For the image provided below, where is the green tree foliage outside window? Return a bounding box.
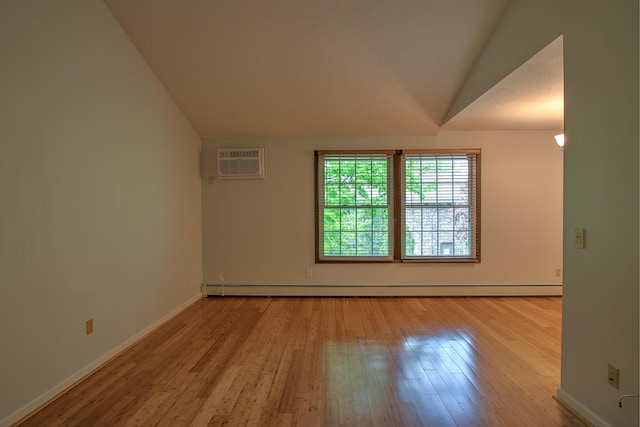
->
[317,150,479,262]
[320,153,392,258]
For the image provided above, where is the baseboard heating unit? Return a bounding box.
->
[203,284,563,297]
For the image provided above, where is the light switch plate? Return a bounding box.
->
[574,228,585,248]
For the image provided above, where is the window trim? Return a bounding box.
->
[315,149,481,263]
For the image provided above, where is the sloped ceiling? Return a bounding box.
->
[104,0,563,138]
[443,35,563,131]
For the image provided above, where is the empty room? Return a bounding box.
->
[1,1,637,426]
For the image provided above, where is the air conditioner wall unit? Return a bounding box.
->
[217,148,265,180]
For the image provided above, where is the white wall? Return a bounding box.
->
[560,2,639,426]
[202,131,563,295]
[0,1,203,424]
[454,1,639,425]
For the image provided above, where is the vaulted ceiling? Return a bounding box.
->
[104,0,563,138]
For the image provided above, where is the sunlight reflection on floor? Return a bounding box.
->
[323,330,483,425]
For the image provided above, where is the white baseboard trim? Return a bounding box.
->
[2,293,203,427]
[556,388,611,427]
[205,284,562,297]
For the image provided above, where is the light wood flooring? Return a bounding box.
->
[18,297,585,427]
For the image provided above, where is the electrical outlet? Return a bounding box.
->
[555,268,561,277]
[305,268,313,278]
[86,319,94,335]
[607,363,619,389]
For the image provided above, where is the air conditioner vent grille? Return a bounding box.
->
[219,149,261,159]
[220,158,260,175]
[217,148,265,180]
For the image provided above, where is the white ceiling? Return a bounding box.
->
[104,0,564,138]
[443,35,564,131]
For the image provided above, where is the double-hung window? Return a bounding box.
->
[316,151,395,261]
[316,149,480,262]
[401,150,480,261]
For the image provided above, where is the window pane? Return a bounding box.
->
[356,208,373,231]
[440,241,455,256]
[324,232,341,255]
[423,186,438,204]
[355,161,372,183]
[371,169,388,205]
[421,232,437,256]
[355,186,369,206]
[372,232,388,255]
[405,191,420,205]
[405,230,417,256]
[356,232,372,254]
[324,160,340,183]
[453,208,470,232]
[341,208,356,231]
[454,182,469,205]
[371,186,388,206]
[341,232,356,255]
[372,208,388,231]
[323,209,341,231]
[454,231,471,255]
[371,159,388,183]
[405,208,419,233]
[438,232,454,255]
[436,157,453,180]
[438,207,453,231]
[324,184,340,205]
[339,185,356,206]
[422,207,436,231]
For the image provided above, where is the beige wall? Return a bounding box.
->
[561,2,639,426]
[202,131,563,295]
[0,1,203,424]
[459,1,639,425]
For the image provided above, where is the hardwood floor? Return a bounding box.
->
[18,297,585,427]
